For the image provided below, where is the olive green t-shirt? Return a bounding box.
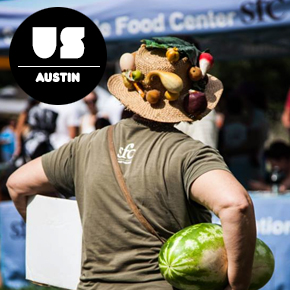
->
[42,118,229,290]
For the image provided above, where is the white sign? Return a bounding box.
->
[26,195,82,290]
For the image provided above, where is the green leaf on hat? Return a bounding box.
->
[141,36,201,65]
[141,39,169,49]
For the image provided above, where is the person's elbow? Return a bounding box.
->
[191,170,255,224]
[216,190,254,221]
[6,173,20,200]
[6,166,30,199]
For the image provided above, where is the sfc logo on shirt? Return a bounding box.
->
[117,144,136,164]
[9,7,107,105]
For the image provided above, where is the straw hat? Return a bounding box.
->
[108,39,223,123]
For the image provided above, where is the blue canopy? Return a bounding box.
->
[0,0,290,58]
[80,0,290,41]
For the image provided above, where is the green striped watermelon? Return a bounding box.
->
[158,223,274,290]
[250,238,275,290]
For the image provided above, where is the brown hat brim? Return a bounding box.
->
[108,74,223,123]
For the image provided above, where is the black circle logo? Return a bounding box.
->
[9,7,107,105]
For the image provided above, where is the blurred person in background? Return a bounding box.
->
[24,103,58,159]
[0,99,57,201]
[0,119,16,162]
[249,140,290,193]
[14,97,39,158]
[40,100,85,149]
[80,91,111,134]
[95,86,124,125]
[219,93,250,187]
[218,82,268,189]
[1,98,39,201]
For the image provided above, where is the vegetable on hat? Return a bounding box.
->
[166,47,180,63]
[119,53,136,71]
[146,89,161,104]
[164,91,179,101]
[183,89,207,117]
[188,66,203,82]
[199,52,214,77]
[144,70,183,95]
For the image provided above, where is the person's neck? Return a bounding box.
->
[132,114,177,132]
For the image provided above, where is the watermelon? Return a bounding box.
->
[250,238,275,290]
[158,223,275,290]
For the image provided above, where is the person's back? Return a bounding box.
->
[42,117,229,289]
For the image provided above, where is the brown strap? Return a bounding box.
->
[107,125,166,244]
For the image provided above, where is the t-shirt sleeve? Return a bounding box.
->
[41,138,77,198]
[183,145,231,201]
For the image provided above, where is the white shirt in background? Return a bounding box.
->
[39,86,124,147]
[175,110,218,148]
[40,101,85,149]
[95,86,124,125]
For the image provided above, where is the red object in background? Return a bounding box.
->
[285,89,290,109]
[281,88,290,131]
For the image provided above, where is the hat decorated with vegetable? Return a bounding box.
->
[108,37,223,123]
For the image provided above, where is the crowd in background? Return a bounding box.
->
[0,86,125,200]
[1,83,290,199]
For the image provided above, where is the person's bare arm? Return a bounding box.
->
[14,112,27,156]
[191,170,256,290]
[6,157,57,221]
[68,126,79,139]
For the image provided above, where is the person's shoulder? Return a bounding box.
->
[169,125,223,153]
[178,133,209,151]
[74,128,107,147]
[168,126,199,141]
[159,126,208,155]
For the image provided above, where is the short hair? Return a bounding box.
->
[265,141,290,160]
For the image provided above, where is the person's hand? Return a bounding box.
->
[248,180,270,191]
[279,181,290,193]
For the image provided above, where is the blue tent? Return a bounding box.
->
[0,0,290,59]
[75,0,290,42]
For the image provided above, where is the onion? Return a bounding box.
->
[183,90,207,116]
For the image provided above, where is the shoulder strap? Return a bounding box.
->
[107,125,166,244]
